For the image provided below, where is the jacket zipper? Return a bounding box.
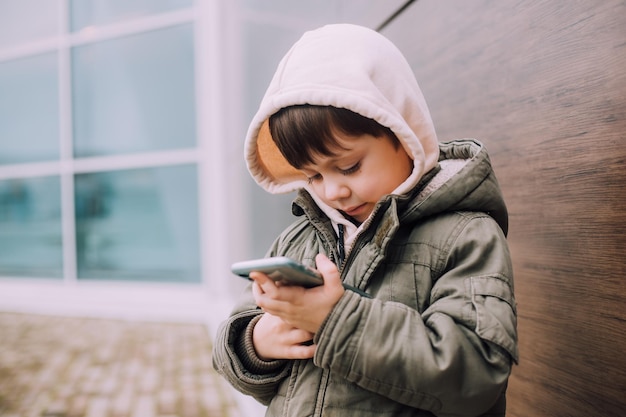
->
[337,223,346,267]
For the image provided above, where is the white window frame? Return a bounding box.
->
[0,0,245,327]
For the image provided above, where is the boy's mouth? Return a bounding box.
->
[340,203,366,218]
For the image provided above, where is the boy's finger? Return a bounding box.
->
[251,281,264,299]
[314,254,340,284]
[314,253,333,271]
[250,271,270,285]
[286,344,316,360]
[250,271,276,293]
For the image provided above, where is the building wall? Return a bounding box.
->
[383,1,626,415]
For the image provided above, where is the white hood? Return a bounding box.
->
[244,24,440,248]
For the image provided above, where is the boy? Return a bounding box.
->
[213,24,518,417]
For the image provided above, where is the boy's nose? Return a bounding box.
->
[323,179,350,201]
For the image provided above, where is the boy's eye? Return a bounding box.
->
[340,162,361,175]
[307,173,322,184]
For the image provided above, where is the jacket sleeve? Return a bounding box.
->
[211,289,291,405]
[313,214,518,417]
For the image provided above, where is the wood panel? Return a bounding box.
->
[382,1,626,416]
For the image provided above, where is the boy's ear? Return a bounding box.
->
[256,119,308,184]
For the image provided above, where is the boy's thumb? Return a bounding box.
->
[315,253,341,285]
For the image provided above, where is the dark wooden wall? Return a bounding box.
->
[382,1,626,416]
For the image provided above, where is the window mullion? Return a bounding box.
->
[58,0,77,284]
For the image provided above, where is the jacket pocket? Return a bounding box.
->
[470,276,518,362]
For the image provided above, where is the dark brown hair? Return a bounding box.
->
[268,105,398,169]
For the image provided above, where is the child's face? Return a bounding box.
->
[300,132,413,223]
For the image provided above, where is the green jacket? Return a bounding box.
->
[213,140,518,417]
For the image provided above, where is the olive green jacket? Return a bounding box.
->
[213,140,518,417]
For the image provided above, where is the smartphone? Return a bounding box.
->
[231,256,324,288]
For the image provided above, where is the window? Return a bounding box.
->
[0,53,60,164]
[0,177,63,278]
[72,24,196,157]
[70,0,193,31]
[0,0,201,283]
[75,166,200,282]
[0,0,404,290]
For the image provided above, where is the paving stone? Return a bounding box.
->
[131,395,156,417]
[110,389,133,417]
[157,388,178,415]
[41,399,68,417]
[67,395,89,417]
[0,312,241,417]
[85,396,109,417]
[100,374,118,395]
[138,366,159,393]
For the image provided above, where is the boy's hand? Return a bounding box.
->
[251,253,345,334]
[252,313,315,360]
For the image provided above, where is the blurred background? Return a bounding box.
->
[0,1,410,415]
[0,0,403,321]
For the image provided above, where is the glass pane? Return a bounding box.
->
[0,0,61,48]
[71,0,193,32]
[72,24,196,158]
[0,53,60,164]
[75,165,200,283]
[0,177,63,278]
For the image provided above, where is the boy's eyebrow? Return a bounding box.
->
[301,151,355,171]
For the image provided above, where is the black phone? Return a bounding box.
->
[231,256,324,288]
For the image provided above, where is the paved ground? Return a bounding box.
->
[0,312,242,417]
